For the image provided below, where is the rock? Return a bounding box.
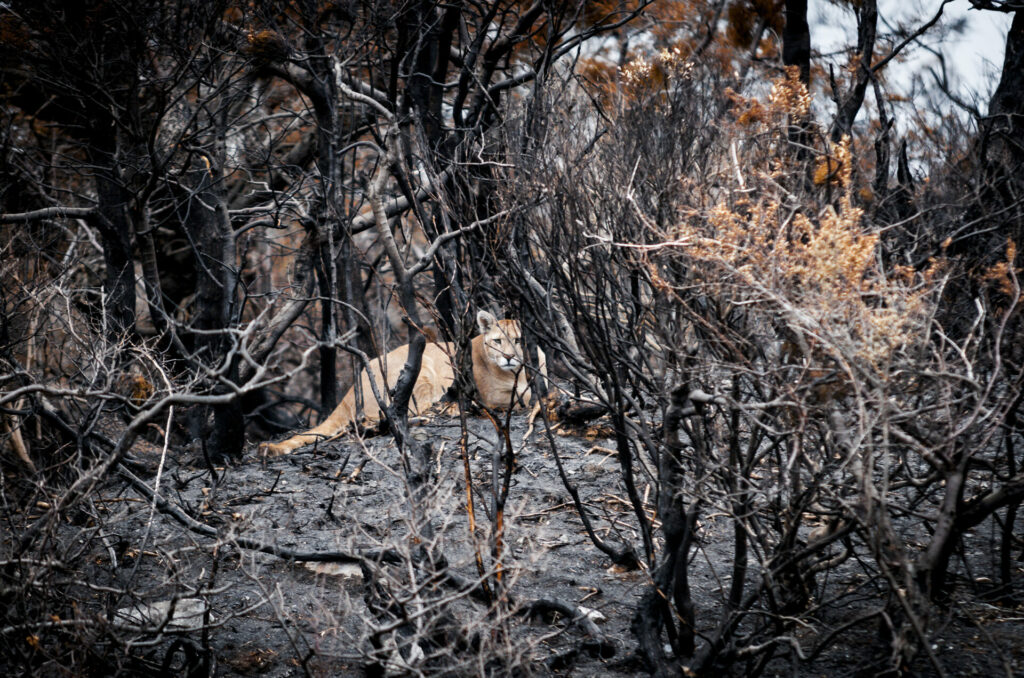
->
[577,605,607,623]
[301,561,363,578]
[115,598,211,631]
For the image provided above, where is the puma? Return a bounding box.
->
[258,311,544,456]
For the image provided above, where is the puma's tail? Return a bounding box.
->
[258,395,357,457]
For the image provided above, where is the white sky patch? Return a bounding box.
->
[811,0,1010,120]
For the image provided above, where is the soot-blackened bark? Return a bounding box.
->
[831,0,877,141]
[633,385,700,674]
[263,35,346,416]
[88,140,137,342]
[783,0,810,85]
[182,160,243,460]
[983,9,1024,170]
[979,8,1024,249]
[783,0,812,159]
[404,1,456,149]
[309,60,341,415]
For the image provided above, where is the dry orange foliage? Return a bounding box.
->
[636,70,946,369]
[725,0,784,49]
[812,139,852,188]
[769,66,811,118]
[980,239,1020,297]
[616,45,694,109]
[671,195,937,365]
[579,57,620,104]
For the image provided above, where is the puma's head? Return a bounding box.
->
[476,310,525,373]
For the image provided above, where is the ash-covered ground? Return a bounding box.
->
[39,409,1024,677]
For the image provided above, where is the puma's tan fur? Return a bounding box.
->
[258,311,544,456]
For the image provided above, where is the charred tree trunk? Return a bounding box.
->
[88,138,136,343]
[308,57,341,415]
[404,2,462,339]
[633,385,701,673]
[980,8,1024,247]
[982,9,1024,171]
[999,396,1022,597]
[831,0,877,141]
[783,0,810,86]
[182,156,243,460]
[783,0,812,159]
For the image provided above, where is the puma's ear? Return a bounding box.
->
[477,310,497,334]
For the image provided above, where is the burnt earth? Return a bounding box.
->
[22,409,1024,677]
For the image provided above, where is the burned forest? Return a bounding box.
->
[2,1,1024,676]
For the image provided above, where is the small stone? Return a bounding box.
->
[116,598,210,631]
[303,562,363,579]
